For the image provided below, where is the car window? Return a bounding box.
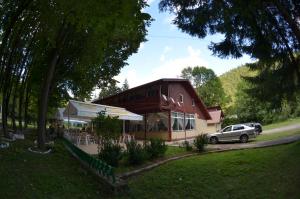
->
[223,126,232,132]
[233,125,244,131]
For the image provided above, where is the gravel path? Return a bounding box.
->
[207,134,300,151]
[263,124,300,134]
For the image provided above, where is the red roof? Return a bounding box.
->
[207,106,224,124]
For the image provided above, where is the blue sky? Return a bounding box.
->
[114,0,253,89]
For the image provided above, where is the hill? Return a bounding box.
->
[219,65,256,108]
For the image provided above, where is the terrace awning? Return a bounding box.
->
[62,100,143,121]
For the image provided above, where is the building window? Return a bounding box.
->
[171,112,184,131]
[147,112,168,132]
[161,84,168,97]
[192,99,195,106]
[179,94,183,103]
[185,114,195,130]
[148,89,158,97]
[128,120,145,132]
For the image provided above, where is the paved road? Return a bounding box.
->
[207,134,300,151]
[262,123,300,134]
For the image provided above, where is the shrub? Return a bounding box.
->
[99,140,123,167]
[182,141,193,151]
[194,134,208,152]
[125,140,147,165]
[145,138,167,159]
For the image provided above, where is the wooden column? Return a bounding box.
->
[168,111,172,141]
[123,120,125,136]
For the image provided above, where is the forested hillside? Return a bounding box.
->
[219,65,300,125]
[219,65,255,108]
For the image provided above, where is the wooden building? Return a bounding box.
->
[93,78,211,141]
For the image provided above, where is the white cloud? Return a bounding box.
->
[146,0,156,5]
[120,46,208,88]
[150,46,208,80]
[115,69,144,88]
[160,46,172,62]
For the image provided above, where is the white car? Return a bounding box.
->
[207,124,257,144]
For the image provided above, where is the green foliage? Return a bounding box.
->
[92,112,122,141]
[98,140,123,167]
[193,134,208,152]
[219,66,255,110]
[122,79,130,91]
[181,66,228,107]
[125,139,147,165]
[0,0,152,146]
[98,81,122,99]
[145,138,167,159]
[92,112,122,166]
[160,0,300,106]
[182,141,193,151]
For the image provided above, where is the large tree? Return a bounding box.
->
[160,0,300,107]
[0,0,151,149]
[181,66,227,107]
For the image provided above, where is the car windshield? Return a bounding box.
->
[222,126,232,132]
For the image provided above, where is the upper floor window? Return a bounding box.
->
[148,89,158,97]
[192,99,195,106]
[161,85,168,97]
[179,94,183,103]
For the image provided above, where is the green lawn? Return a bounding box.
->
[263,117,300,130]
[115,146,188,174]
[255,129,300,142]
[1,133,300,198]
[0,135,113,198]
[126,141,300,198]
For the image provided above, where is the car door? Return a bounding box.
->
[231,125,245,141]
[219,126,232,141]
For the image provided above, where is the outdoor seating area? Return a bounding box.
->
[63,130,136,155]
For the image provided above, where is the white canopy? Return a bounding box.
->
[62,100,143,121]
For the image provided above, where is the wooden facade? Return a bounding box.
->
[93,79,211,141]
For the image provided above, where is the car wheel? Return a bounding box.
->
[210,137,218,144]
[240,135,248,143]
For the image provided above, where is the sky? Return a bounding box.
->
[92,0,253,99]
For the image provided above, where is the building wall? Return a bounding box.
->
[168,83,206,120]
[206,123,222,133]
[171,114,207,140]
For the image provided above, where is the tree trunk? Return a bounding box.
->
[36,22,68,149]
[24,86,30,129]
[1,94,10,138]
[37,49,60,149]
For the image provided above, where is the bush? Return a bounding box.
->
[182,141,193,151]
[145,138,167,159]
[125,140,147,165]
[194,134,208,152]
[99,140,123,167]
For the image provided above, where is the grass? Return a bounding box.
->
[115,145,189,174]
[1,130,300,198]
[0,133,113,198]
[263,117,300,130]
[255,129,300,142]
[126,141,300,198]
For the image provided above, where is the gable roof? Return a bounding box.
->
[207,106,224,124]
[93,78,211,120]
